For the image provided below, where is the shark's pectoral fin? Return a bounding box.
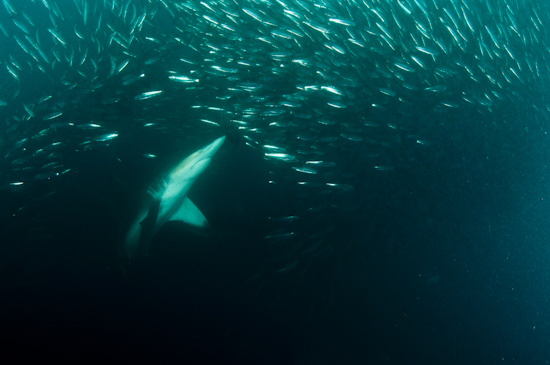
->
[169,197,209,229]
[123,196,161,262]
[124,218,143,261]
[138,198,161,258]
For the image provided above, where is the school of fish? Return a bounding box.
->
[0,0,548,273]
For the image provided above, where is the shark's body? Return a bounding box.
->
[123,136,225,263]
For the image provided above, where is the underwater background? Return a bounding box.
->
[1,0,550,363]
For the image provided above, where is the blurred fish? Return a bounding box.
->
[123,136,225,269]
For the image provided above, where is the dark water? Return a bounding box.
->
[1,0,550,364]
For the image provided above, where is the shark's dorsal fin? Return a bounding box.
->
[169,197,208,229]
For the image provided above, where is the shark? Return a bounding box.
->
[122,136,226,265]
